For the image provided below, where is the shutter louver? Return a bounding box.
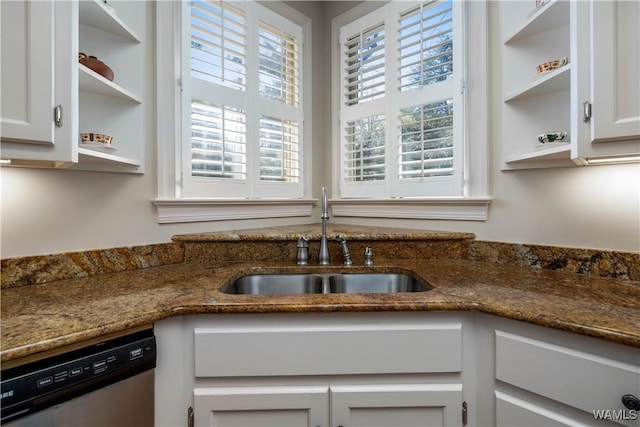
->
[344,115,386,181]
[345,23,386,106]
[191,100,247,179]
[259,116,300,182]
[258,22,300,106]
[191,1,247,91]
[398,0,453,92]
[399,99,453,178]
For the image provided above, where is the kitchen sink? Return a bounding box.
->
[223,274,323,295]
[328,273,431,293]
[222,272,432,295]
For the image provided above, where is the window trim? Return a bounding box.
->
[330,0,491,221]
[154,1,314,223]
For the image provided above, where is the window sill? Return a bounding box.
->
[152,198,316,224]
[329,197,492,221]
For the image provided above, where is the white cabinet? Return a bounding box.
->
[193,385,328,427]
[493,324,640,426]
[501,0,640,169]
[193,383,462,427]
[0,0,75,162]
[571,0,640,163]
[0,0,145,173]
[331,384,462,427]
[155,312,467,427]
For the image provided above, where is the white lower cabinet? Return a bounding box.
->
[193,385,328,427]
[193,383,462,427]
[154,312,640,427]
[492,321,640,427]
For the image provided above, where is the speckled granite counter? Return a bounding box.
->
[2,225,639,363]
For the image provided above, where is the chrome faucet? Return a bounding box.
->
[336,234,352,266]
[296,236,309,265]
[318,186,330,265]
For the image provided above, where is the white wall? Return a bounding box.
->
[1,1,638,259]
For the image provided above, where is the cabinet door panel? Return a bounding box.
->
[591,0,640,143]
[331,384,463,427]
[496,391,592,427]
[193,386,328,427]
[0,0,54,144]
[495,330,640,425]
[195,322,462,377]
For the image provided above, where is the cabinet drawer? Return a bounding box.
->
[195,322,462,377]
[496,330,640,415]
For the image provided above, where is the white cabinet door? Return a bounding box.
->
[573,0,640,161]
[331,384,463,427]
[0,0,76,162]
[193,385,329,427]
[590,0,640,143]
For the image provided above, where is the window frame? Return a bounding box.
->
[330,1,491,221]
[154,0,314,223]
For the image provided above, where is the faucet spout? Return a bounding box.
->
[318,186,330,265]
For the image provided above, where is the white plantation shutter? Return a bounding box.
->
[344,23,386,106]
[398,1,453,92]
[339,0,463,198]
[398,99,454,179]
[259,116,299,182]
[184,0,305,198]
[191,1,246,91]
[191,100,247,179]
[344,115,386,182]
[258,22,300,106]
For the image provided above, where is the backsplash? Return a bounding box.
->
[2,228,638,288]
[1,243,184,288]
[470,241,640,282]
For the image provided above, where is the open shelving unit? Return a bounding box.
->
[501,0,576,170]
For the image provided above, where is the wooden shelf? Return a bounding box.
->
[504,0,569,44]
[79,65,142,103]
[79,0,141,43]
[505,143,571,163]
[78,147,142,168]
[505,65,570,102]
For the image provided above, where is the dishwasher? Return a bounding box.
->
[1,328,156,427]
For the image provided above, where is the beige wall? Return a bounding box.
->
[1,1,638,258]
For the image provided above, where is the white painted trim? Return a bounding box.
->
[329,197,492,221]
[152,198,315,224]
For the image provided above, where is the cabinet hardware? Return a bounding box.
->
[462,401,468,426]
[583,101,592,123]
[622,394,640,410]
[54,105,63,128]
[188,406,194,427]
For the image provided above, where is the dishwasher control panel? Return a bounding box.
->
[1,329,156,423]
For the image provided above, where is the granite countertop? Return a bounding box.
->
[2,257,639,363]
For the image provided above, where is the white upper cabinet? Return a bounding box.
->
[0,0,76,163]
[571,0,640,163]
[0,0,146,173]
[501,0,640,170]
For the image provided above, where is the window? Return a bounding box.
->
[332,0,490,219]
[155,1,313,222]
[184,0,305,199]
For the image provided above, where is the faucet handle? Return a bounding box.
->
[364,247,374,266]
[296,236,309,265]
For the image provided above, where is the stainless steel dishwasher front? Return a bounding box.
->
[1,329,156,427]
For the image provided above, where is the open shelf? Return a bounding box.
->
[78,65,142,103]
[505,65,570,102]
[504,143,571,163]
[78,0,141,43]
[504,0,569,44]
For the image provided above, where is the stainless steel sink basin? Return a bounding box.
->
[223,272,431,295]
[222,274,323,295]
[329,273,431,293]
